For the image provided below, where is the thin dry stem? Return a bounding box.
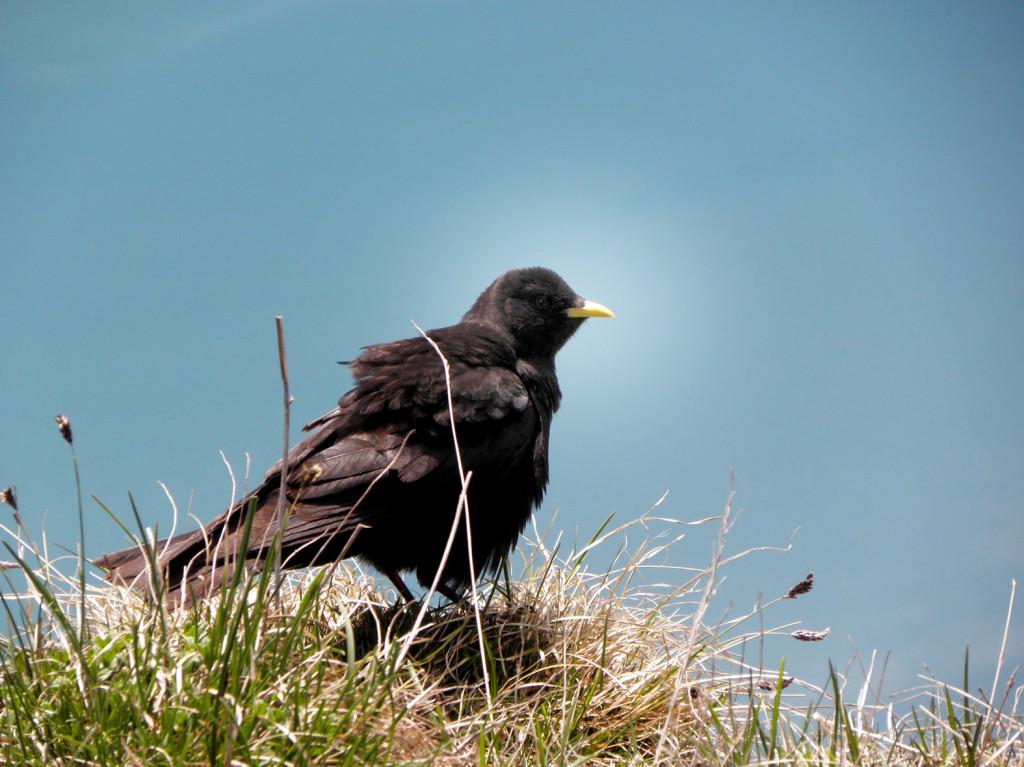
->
[273,315,291,609]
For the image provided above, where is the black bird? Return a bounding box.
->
[95,267,613,603]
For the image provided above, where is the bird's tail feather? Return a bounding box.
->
[93,489,278,606]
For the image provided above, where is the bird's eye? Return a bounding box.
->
[533,294,554,312]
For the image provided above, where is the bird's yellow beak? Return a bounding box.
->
[566,299,615,319]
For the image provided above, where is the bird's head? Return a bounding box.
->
[462,267,614,361]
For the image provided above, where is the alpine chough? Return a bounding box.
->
[95,267,614,603]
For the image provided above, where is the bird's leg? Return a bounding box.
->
[381,568,416,603]
[436,582,465,603]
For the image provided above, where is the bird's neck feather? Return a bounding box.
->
[515,358,562,415]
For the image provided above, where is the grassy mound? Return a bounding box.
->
[1,489,1020,765]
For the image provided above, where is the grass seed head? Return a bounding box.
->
[791,627,831,642]
[54,413,73,444]
[785,572,814,598]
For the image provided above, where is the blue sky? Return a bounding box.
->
[3,3,1022,701]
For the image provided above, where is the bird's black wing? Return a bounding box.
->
[258,325,537,555]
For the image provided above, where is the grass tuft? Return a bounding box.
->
[1,489,1021,764]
